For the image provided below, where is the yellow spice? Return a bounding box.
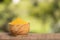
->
[9,18,27,25]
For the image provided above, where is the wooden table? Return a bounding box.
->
[0,32,60,40]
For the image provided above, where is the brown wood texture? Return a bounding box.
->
[0,32,60,40]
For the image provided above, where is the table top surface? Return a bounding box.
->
[0,32,60,40]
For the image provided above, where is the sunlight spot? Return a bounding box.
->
[12,0,20,4]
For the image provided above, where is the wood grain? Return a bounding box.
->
[0,32,60,40]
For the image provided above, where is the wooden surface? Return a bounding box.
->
[0,32,60,40]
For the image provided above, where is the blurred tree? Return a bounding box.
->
[29,0,60,33]
[0,0,17,32]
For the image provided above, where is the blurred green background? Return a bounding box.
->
[0,0,60,33]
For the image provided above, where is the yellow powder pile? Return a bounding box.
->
[9,18,28,25]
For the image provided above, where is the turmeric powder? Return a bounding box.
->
[9,18,28,25]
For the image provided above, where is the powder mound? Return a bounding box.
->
[9,18,28,25]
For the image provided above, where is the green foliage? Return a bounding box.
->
[0,0,60,33]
